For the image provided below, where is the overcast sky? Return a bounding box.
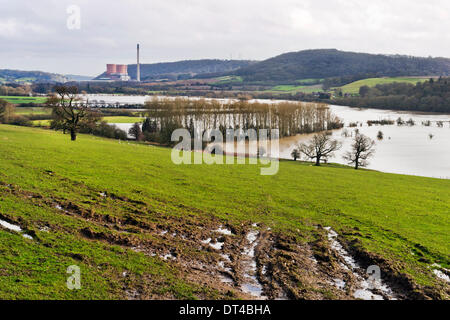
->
[0,0,449,76]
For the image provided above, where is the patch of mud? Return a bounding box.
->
[240,229,267,299]
[324,227,397,300]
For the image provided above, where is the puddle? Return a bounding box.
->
[0,218,33,240]
[0,222,33,240]
[333,278,346,290]
[240,229,267,299]
[324,227,397,300]
[433,270,450,282]
[431,264,450,283]
[0,219,22,232]
[214,226,233,236]
[202,238,212,244]
[161,253,177,261]
[202,238,224,250]
[209,241,224,250]
[55,204,69,213]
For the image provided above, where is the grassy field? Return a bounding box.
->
[0,125,448,299]
[0,96,47,104]
[32,116,145,127]
[102,116,145,124]
[212,76,244,85]
[269,84,323,94]
[338,77,429,94]
[15,107,52,116]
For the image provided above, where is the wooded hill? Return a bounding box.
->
[125,59,256,81]
[0,69,68,84]
[333,77,450,113]
[229,49,450,82]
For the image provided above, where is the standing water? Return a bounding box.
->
[89,94,450,179]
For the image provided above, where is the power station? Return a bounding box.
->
[99,44,141,82]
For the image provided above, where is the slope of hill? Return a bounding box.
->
[232,49,450,82]
[0,69,68,84]
[0,124,448,299]
[124,59,256,81]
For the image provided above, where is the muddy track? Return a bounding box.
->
[1,180,448,300]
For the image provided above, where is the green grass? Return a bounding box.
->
[0,96,47,104]
[269,84,323,94]
[15,107,52,116]
[338,77,429,94]
[102,116,145,124]
[0,125,448,299]
[212,76,244,85]
[31,120,51,126]
[32,116,145,127]
[295,79,324,85]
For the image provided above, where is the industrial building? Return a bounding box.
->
[97,44,140,82]
[98,63,131,81]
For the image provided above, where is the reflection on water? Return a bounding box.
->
[97,94,450,179]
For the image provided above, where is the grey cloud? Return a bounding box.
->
[0,0,448,75]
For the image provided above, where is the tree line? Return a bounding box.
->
[134,98,343,144]
[291,131,376,170]
[333,77,450,113]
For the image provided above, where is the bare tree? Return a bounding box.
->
[46,86,92,141]
[297,133,341,166]
[343,133,376,169]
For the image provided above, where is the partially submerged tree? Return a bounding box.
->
[291,148,300,161]
[297,132,341,166]
[129,122,143,141]
[0,98,14,123]
[343,133,376,169]
[377,130,384,140]
[46,86,93,141]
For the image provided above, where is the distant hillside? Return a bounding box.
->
[124,59,256,81]
[0,69,68,84]
[231,49,450,82]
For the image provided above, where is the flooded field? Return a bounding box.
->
[279,105,450,179]
[90,94,450,179]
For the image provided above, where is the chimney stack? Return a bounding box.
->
[137,44,141,82]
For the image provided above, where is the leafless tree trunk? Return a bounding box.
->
[343,132,376,169]
[297,133,341,166]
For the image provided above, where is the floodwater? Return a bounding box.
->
[91,94,450,179]
[279,105,450,179]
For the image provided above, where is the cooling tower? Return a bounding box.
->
[117,65,128,75]
[106,64,117,75]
